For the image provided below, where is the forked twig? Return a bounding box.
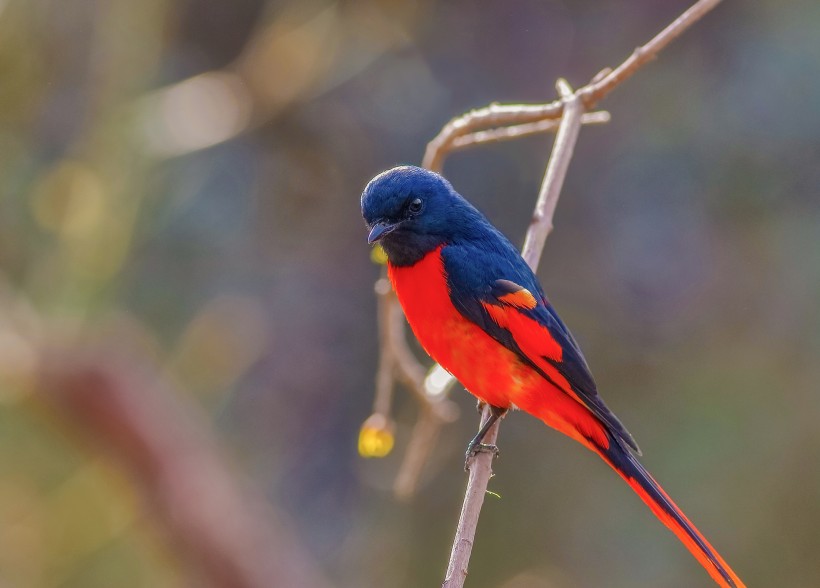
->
[422,0,723,173]
[448,111,610,155]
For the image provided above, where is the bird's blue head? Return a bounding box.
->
[361,166,485,266]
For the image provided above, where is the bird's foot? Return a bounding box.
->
[464,442,499,472]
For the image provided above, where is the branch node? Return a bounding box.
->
[374,277,391,296]
[556,78,574,98]
[591,67,613,84]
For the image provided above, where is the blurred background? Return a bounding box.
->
[0,0,818,586]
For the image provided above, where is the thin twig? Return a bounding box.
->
[449,111,610,153]
[424,101,564,172]
[375,277,458,499]
[393,407,444,500]
[442,404,499,588]
[423,0,724,404]
[520,79,584,267]
[442,79,585,588]
[373,277,396,417]
[577,0,724,108]
[386,289,456,422]
[422,0,723,173]
[386,292,428,395]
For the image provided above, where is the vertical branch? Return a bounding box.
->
[441,404,499,588]
[443,80,585,588]
[393,407,443,500]
[520,80,583,268]
[373,277,396,417]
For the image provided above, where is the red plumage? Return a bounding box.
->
[364,165,744,587]
[389,247,611,451]
[389,247,743,588]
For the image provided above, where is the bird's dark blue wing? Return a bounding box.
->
[442,242,640,454]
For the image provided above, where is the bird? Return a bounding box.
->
[361,165,744,588]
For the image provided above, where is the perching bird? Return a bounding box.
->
[361,165,744,588]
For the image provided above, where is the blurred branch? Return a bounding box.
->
[36,344,333,588]
[385,283,460,499]
[422,0,723,173]
[393,406,445,500]
[140,4,412,157]
[372,278,397,418]
[361,276,458,498]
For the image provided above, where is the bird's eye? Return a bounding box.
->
[408,198,423,214]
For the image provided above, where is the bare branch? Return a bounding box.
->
[373,277,396,417]
[385,287,457,423]
[370,274,458,498]
[422,0,725,404]
[443,79,585,588]
[578,0,724,108]
[423,101,563,172]
[449,111,610,153]
[520,79,584,268]
[442,405,500,588]
[423,0,723,173]
[393,407,444,500]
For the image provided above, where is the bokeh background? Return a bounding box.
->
[1,0,819,586]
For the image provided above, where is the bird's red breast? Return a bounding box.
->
[388,245,533,409]
[388,245,610,450]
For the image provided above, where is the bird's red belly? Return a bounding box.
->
[388,247,539,409]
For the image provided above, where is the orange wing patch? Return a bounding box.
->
[493,279,538,309]
[499,289,537,309]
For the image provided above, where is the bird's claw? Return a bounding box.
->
[464,443,499,472]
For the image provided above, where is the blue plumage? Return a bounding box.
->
[361,165,743,588]
[362,165,638,453]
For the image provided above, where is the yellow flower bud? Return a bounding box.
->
[370,244,388,265]
[358,413,395,458]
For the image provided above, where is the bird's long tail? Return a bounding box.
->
[593,433,745,588]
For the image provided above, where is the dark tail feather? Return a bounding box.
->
[595,436,745,588]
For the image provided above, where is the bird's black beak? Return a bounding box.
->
[367,221,398,244]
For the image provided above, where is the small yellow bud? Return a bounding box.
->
[370,244,388,265]
[358,413,395,458]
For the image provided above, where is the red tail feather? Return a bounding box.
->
[502,378,744,587]
[594,437,745,588]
